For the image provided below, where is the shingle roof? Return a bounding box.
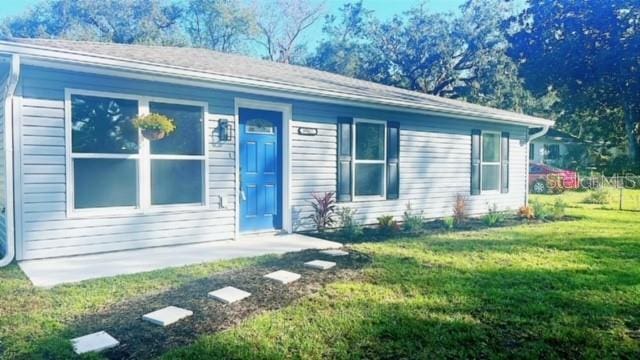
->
[2,38,553,127]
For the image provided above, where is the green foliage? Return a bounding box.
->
[482,203,505,227]
[132,113,176,134]
[552,197,567,219]
[1,0,185,45]
[442,216,455,230]
[530,199,551,221]
[376,215,398,235]
[184,0,256,52]
[402,202,424,234]
[307,192,336,232]
[507,0,640,164]
[337,206,363,240]
[583,187,610,205]
[307,0,552,115]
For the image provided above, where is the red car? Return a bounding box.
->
[529,163,579,194]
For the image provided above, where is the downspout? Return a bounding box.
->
[0,54,20,267]
[524,125,550,205]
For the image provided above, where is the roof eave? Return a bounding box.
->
[0,41,555,128]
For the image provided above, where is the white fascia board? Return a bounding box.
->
[0,42,555,128]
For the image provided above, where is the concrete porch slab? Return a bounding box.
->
[19,233,341,288]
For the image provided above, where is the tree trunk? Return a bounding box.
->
[624,104,640,165]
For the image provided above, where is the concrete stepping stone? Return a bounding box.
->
[71,331,119,354]
[264,270,301,284]
[208,286,251,304]
[320,249,349,257]
[142,306,193,327]
[304,260,336,270]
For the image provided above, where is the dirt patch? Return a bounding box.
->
[68,249,370,359]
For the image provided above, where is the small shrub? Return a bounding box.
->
[552,197,567,219]
[377,215,398,235]
[482,203,505,227]
[453,194,467,225]
[517,205,535,220]
[583,187,610,205]
[337,207,363,240]
[402,202,424,234]
[307,192,336,232]
[443,216,455,230]
[530,199,550,220]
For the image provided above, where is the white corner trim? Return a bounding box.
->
[524,125,550,205]
[234,98,292,236]
[0,54,20,267]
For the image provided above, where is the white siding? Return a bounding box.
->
[289,104,529,230]
[17,65,529,260]
[17,66,236,260]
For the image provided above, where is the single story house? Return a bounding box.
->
[529,128,583,168]
[0,38,553,264]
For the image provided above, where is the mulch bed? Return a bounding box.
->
[310,215,580,244]
[69,249,371,359]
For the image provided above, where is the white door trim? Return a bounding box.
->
[234,98,292,238]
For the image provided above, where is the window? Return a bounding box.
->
[68,90,207,213]
[481,132,501,192]
[149,102,205,205]
[70,94,139,209]
[353,120,386,198]
[246,118,275,134]
[544,144,560,160]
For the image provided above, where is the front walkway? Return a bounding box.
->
[19,233,341,287]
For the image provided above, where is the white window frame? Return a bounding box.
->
[480,130,501,194]
[352,118,387,201]
[65,88,210,217]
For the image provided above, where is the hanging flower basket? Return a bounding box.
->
[141,128,166,140]
[132,113,176,141]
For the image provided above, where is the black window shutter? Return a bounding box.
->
[336,117,353,202]
[386,121,400,199]
[501,131,510,193]
[471,129,481,195]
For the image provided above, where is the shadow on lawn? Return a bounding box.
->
[27,249,371,360]
[165,249,640,359]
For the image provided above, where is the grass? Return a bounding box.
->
[1,190,639,359]
[167,190,640,359]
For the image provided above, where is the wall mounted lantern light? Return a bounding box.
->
[217,119,231,142]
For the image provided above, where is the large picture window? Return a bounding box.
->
[68,90,207,213]
[353,119,386,199]
[481,132,501,192]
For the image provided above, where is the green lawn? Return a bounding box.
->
[1,190,639,359]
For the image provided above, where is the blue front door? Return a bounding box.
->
[239,108,282,232]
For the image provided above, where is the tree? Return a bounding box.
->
[507,0,640,164]
[308,0,551,116]
[254,0,325,63]
[306,1,376,79]
[1,0,184,45]
[184,0,256,53]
